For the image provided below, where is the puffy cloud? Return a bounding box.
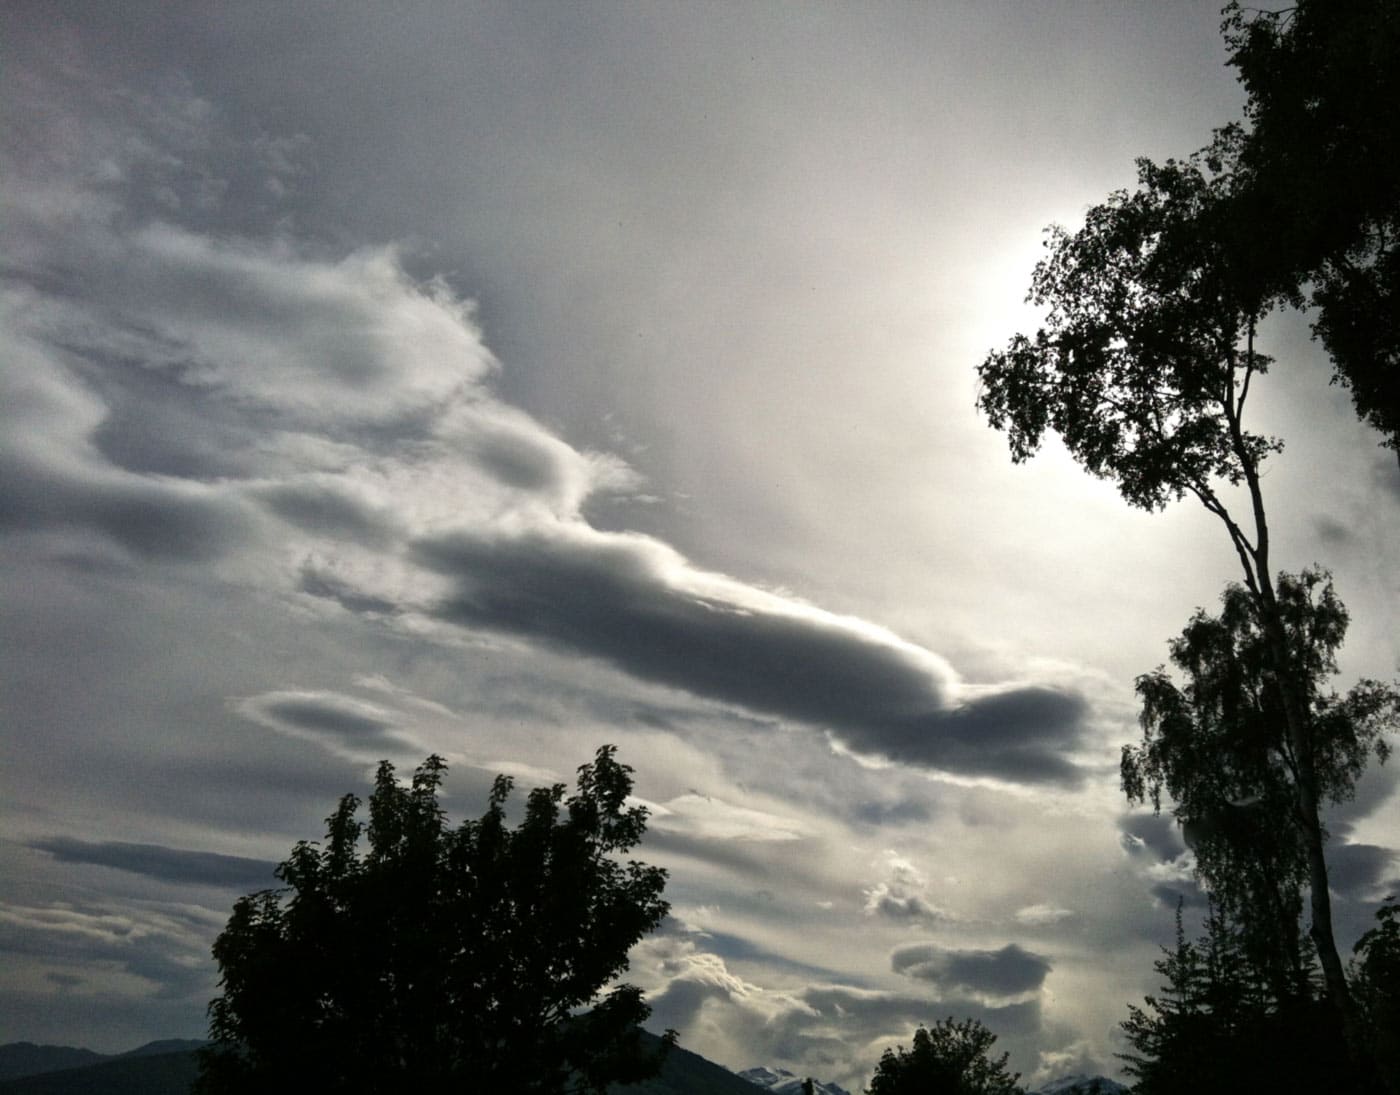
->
[864,887,954,925]
[889,943,1051,998]
[863,852,954,925]
[637,932,1042,1091]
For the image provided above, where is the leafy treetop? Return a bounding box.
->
[866,1018,1023,1095]
[197,745,672,1094]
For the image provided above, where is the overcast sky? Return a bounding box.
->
[3,3,1397,1088]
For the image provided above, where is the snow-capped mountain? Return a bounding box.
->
[1031,1075,1128,1095]
[739,1063,1125,1095]
[739,1064,852,1095]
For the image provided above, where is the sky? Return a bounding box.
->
[2,2,1397,1088]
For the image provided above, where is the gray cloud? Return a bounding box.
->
[866,891,953,924]
[890,943,1051,997]
[1,66,1095,792]
[413,527,1091,785]
[801,984,1042,1038]
[1151,881,1208,910]
[255,480,396,544]
[1327,763,1400,837]
[0,900,218,1003]
[0,432,254,564]
[236,690,417,754]
[297,565,403,617]
[852,799,933,827]
[1328,843,1399,900]
[1118,813,1186,862]
[643,938,1043,1087]
[30,837,277,890]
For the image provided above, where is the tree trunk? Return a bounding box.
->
[1221,333,1380,1086]
[1256,578,1378,1087]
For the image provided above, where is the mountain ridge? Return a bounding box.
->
[0,1037,1126,1095]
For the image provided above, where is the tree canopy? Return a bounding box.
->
[1123,570,1397,997]
[976,0,1400,1070]
[866,1018,1023,1095]
[1120,898,1360,1094]
[1353,898,1400,1087]
[1223,0,1400,454]
[196,746,672,1094]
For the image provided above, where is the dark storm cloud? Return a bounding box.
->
[30,837,277,889]
[1118,813,1186,862]
[890,943,1051,997]
[412,527,1092,785]
[1328,843,1399,899]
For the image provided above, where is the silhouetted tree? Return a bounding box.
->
[1123,570,1397,1001]
[196,746,672,1094]
[1120,897,1359,1094]
[975,135,1396,1055]
[1222,0,1400,456]
[866,1018,1023,1095]
[1353,897,1400,1090]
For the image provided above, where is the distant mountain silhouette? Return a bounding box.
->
[0,1046,105,1083]
[0,1032,760,1095]
[0,1046,201,1094]
[0,1035,1131,1095]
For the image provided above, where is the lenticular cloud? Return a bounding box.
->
[2,161,1093,785]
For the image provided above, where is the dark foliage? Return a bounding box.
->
[1353,897,1400,1090]
[977,139,1278,516]
[1223,0,1400,454]
[1123,570,1397,998]
[1120,900,1364,1094]
[866,1018,1022,1095]
[976,10,1399,1055]
[196,746,672,1094]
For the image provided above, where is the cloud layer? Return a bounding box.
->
[0,89,1095,788]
